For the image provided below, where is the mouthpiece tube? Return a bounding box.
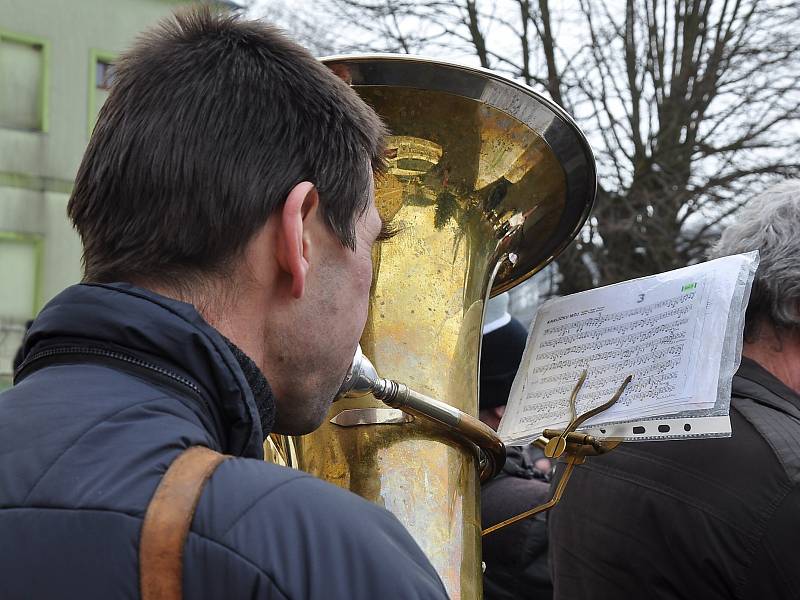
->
[376,379,506,481]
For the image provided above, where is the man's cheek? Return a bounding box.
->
[358,257,374,295]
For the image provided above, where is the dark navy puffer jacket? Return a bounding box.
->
[0,283,448,599]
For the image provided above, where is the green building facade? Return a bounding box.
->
[0,0,200,385]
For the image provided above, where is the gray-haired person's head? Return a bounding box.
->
[708,179,800,343]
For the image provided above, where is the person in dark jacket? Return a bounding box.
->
[0,8,447,600]
[549,180,800,599]
[480,298,553,600]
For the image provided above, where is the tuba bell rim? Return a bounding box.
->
[321,52,597,295]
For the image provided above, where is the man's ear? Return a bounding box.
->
[276,181,319,299]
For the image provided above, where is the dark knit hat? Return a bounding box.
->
[479,317,529,409]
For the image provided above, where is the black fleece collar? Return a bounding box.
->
[223,338,276,438]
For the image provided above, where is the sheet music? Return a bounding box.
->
[498,252,758,445]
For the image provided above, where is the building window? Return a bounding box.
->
[0,232,43,387]
[88,50,116,136]
[0,30,49,132]
[96,59,115,90]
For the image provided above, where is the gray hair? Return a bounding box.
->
[709,179,800,341]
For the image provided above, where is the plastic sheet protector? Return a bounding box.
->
[498,252,759,445]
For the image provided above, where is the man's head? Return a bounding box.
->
[67,8,389,434]
[479,316,528,431]
[709,179,800,393]
[709,180,800,344]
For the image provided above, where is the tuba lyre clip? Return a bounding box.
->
[483,371,632,536]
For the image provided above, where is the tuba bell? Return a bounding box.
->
[266,55,596,599]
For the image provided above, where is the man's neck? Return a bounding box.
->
[141,278,268,372]
[130,277,278,436]
[742,327,800,395]
[205,309,264,368]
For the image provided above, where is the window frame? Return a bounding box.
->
[0,231,44,317]
[0,28,51,133]
[87,48,117,138]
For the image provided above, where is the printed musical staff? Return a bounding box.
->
[498,252,759,445]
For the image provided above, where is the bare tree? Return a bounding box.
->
[244,0,343,55]
[253,0,800,293]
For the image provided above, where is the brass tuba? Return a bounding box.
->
[267,55,595,599]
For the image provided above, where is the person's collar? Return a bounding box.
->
[22,282,268,458]
[223,337,276,437]
[734,356,800,412]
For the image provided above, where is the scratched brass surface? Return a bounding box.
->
[268,57,595,600]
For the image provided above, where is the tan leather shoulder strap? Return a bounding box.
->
[140,446,229,600]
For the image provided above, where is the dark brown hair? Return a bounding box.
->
[68,7,386,284]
